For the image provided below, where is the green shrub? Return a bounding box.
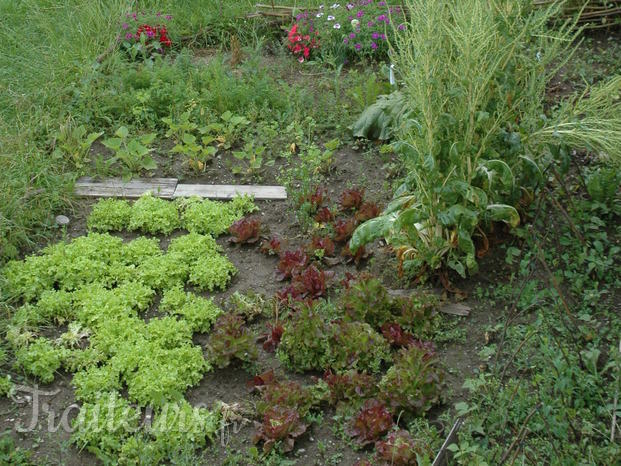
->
[129,193,180,234]
[14,338,64,384]
[87,199,132,232]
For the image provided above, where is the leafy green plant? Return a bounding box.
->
[0,376,14,398]
[102,126,157,176]
[585,166,620,205]
[171,133,218,172]
[379,343,443,416]
[51,121,102,168]
[188,254,237,291]
[204,110,250,150]
[14,338,64,384]
[231,142,270,179]
[162,111,198,143]
[277,303,332,372]
[341,276,393,328]
[0,431,35,465]
[328,321,391,374]
[177,195,257,236]
[352,0,620,280]
[71,391,141,461]
[129,193,180,234]
[160,286,223,332]
[87,199,132,232]
[207,314,257,368]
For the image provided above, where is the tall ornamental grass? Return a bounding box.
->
[351,0,621,279]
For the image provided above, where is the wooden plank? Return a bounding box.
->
[75,177,178,199]
[173,184,287,200]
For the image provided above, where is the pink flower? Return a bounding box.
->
[122,23,129,30]
[371,42,378,49]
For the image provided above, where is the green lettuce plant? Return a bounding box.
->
[87,199,132,232]
[14,338,64,384]
[129,193,180,234]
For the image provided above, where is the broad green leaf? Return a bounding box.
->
[349,214,397,251]
[486,204,520,227]
[141,156,158,170]
[518,156,543,185]
[102,138,122,151]
[84,132,103,147]
[140,133,156,145]
[448,259,466,278]
[182,133,196,145]
[438,205,478,231]
[115,126,129,139]
[480,159,514,190]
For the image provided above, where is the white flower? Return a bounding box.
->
[319,4,324,8]
[331,3,340,8]
[327,15,335,21]
[333,23,341,29]
[351,18,360,28]
[316,12,324,18]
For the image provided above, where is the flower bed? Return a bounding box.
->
[287,1,406,62]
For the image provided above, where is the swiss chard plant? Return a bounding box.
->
[351,0,621,281]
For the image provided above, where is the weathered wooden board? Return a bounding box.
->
[173,184,287,200]
[75,177,178,199]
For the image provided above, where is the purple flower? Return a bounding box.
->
[367,20,374,27]
[122,22,129,30]
[379,0,386,5]
[381,33,386,40]
[346,3,355,10]
[371,42,378,49]
[354,43,362,50]
[377,14,387,21]
[343,38,349,44]
[165,14,172,20]
[146,30,154,38]
[372,32,380,39]
[398,23,406,31]
[349,32,356,39]
[156,12,161,17]
[356,10,364,18]
[125,32,133,40]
